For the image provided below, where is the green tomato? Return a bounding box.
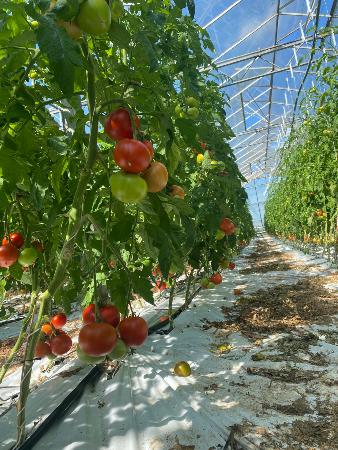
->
[186,107,199,119]
[107,339,128,360]
[30,20,39,29]
[215,229,225,240]
[111,0,124,20]
[207,282,215,289]
[18,247,38,266]
[76,345,106,364]
[76,0,111,36]
[109,173,147,203]
[200,277,209,288]
[174,105,183,115]
[29,70,38,79]
[186,97,199,107]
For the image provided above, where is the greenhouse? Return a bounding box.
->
[0,1,337,449]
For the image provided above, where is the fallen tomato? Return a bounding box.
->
[174,361,191,377]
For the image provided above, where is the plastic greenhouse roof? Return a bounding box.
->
[194,0,337,184]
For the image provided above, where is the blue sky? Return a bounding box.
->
[192,0,337,226]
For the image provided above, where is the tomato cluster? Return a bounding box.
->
[36,313,72,358]
[0,232,39,269]
[78,300,148,363]
[105,108,169,203]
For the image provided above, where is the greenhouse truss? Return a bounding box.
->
[0,1,337,450]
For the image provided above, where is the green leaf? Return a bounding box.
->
[9,263,23,281]
[36,15,82,97]
[167,142,181,175]
[109,21,131,48]
[131,272,154,304]
[175,118,197,145]
[107,271,130,313]
[110,215,135,242]
[174,0,186,8]
[159,242,171,279]
[134,32,158,71]
[50,156,68,202]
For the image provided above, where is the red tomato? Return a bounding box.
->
[144,140,154,160]
[200,142,207,150]
[210,272,222,285]
[219,218,236,235]
[142,162,168,193]
[0,244,19,268]
[228,262,236,270]
[41,323,53,335]
[104,108,140,141]
[155,280,167,291]
[119,317,148,347]
[51,313,67,329]
[79,323,117,356]
[100,305,120,327]
[82,303,96,324]
[114,139,151,173]
[35,341,52,358]
[50,333,72,355]
[2,232,24,249]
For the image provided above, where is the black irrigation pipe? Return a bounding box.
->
[0,316,25,327]
[14,283,202,450]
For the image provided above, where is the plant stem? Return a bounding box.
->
[184,269,194,308]
[168,278,176,331]
[14,40,98,447]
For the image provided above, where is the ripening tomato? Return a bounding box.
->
[169,185,185,199]
[76,344,105,364]
[35,341,52,358]
[144,140,154,160]
[0,244,19,268]
[104,108,140,141]
[58,20,82,40]
[119,317,148,347]
[210,272,222,285]
[200,277,209,288]
[82,303,96,324]
[76,0,111,36]
[79,323,117,356]
[109,173,147,203]
[174,361,191,377]
[142,162,168,193]
[50,333,72,355]
[2,232,24,248]
[100,305,120,327]
[114,139,151,173]
[18,247,38,266]
[228,262,236,270]
[41,323,53,335]
[219,218,236,235]
[51,313,67,329]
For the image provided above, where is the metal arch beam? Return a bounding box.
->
[212,13,278,63]
[227,88,271,119]
[220,60,316,88]
[202,0,244,29]
[212,34,319,69]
